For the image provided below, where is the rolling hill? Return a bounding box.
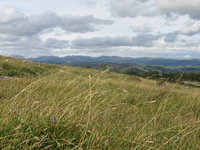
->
[29,55,200,66]
[28,55,200,74]
[0,55,200,149]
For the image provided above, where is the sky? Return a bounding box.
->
[0,0,200,58]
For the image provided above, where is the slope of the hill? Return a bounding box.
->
[0,56,200,149]
[0,56,61,77]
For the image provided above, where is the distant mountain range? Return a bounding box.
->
[27,55,200,66]
[8,55,200,73]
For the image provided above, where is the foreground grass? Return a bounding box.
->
[0,56,200,149]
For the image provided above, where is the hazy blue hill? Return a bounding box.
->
[28,56,200,74]
[29,56,200,66]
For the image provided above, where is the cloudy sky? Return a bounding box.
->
[0,0,200,58]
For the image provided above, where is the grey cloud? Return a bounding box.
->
[72,34,162,48]
[44,38,69,49]
[0,12,58,36]
[72,32,198,50]
[109,0,200,19]
[0,35,69,57]
[61,15,113,33]
[132,34,161,46]
[0,11,114,36]
[180,39,200,47]
[156,0,200,19]
[109,0,156,17]
[1,36,68,50]
[164,31,179,42]
[0,34,20,42]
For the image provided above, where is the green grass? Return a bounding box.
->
[0,56,59,77]
[0,56,200,149]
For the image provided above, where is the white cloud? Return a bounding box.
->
[181,22,200,35]
[184,55,191,58]
[0,5,114,36]
[0,4,23,23]
[131,24,153,33]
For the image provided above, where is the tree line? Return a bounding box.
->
[126,70,200,82]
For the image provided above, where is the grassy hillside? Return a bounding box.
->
[0,56,200,149]
[0,56,60,77]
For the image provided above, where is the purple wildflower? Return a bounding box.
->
[52,116,56,123]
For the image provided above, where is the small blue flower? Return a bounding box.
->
[52,116,56,123]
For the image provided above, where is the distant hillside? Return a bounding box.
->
[29,55,200,66]
[27,55,200,73]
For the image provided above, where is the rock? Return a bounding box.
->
[0,76,14,80]
[59,69,65,73]
[128,76,141,82]
[157,80,166,86]
[182,81,200,87]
